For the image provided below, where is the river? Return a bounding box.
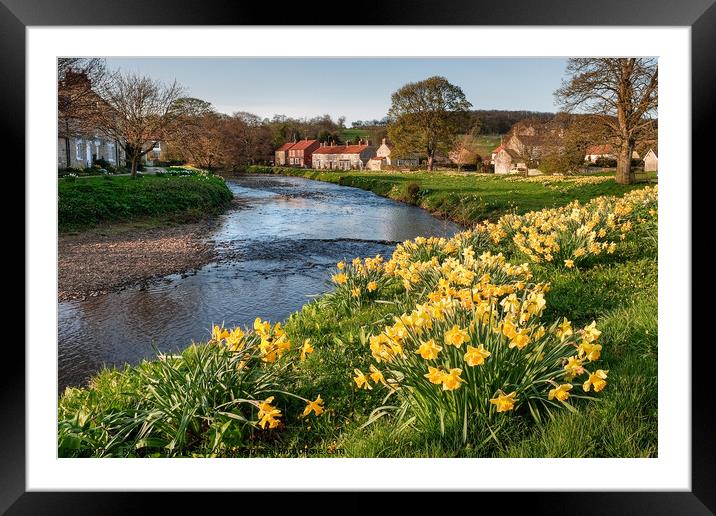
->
[57,174,462,391]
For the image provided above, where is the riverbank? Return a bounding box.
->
[59,184,658,459]
[59,172,233,232]
[59,217,219,301]
[239,166,655,225]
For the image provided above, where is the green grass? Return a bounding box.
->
[58,173,233,232]
[473,134,503,157]
[341,128,370,142]
[242,165,654,226]
[58,176,658,458]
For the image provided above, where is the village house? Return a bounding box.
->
[366,138,420,170]
[643,148,658,172]
[492,120,554,174]
[57,132,125,169]
[494,148,528,174]
[313,140,376,170]
[274,142,294,166]
[584,144,640,163]
[57,70,126,169]
[287,139,321,167]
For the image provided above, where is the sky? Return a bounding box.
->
[104,57,569,125]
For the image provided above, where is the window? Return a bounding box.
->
[107,142,115,163]
[75,140,83,160]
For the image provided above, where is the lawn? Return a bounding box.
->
[242,166,655,225]
[58,172,233,232]
[58,180,658,459]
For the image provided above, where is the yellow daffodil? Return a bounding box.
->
[257,397,282,429]
[564,356,585,381]
[416,339,442,360]
[351,287,361,297]
[564,259,574,268]
[424,366,445,385]
[300,339,314,361]
[442,368,466,391]
[556,318,573,341]
[582,321,602,343]
[464,344,491,366]
[302,395,324,417]
[337,261,345,270]
[444,325,470,347]
[332,273,348,285]
[353,369,372,390]
[367,281,378,292]
[253,317,271,336]
[489,391,518,413]
[548,383,573,402]
[583,369,608,392]
[211,324,229,342]
[578,341,602,361]
[369,365,386,385]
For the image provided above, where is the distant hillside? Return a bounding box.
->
[467,110,555,135]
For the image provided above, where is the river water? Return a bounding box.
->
[58,174,462,391]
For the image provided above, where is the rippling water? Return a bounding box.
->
[58,174,462,390]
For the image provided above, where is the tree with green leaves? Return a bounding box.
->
[555,58,657,184]
[387,76,472,171]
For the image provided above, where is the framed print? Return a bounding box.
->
[6,0,711,512]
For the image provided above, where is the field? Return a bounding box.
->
[58,172,234,232]
[473,134,503,157]
[58,173,658,458]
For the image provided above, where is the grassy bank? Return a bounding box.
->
[58,183,658,458]
[58,172,233,232]
[240,165,655,225]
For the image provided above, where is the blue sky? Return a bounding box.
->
[105,58,569,125]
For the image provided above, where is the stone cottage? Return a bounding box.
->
[494,148,527,174]
[57,133,125,169]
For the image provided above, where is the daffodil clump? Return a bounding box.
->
[328,255,393,311]
[502,174,614,187]
[352,252,608,442]
[476,186,658,267]
[209,319,323,432]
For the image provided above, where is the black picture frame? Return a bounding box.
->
[6,0,709,512]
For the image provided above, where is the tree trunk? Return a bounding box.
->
[130,155,138,179]
[427,154,434,171]
[615,141,634,184]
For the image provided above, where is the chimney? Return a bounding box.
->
[382,138,386,145]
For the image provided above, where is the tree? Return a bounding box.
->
[555,58,658,184]
[387,76,472,171]
[449,134,481,172]
[91,72,185,178]
[165,99,225,170]
[57,58,109,167]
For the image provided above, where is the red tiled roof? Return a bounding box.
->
[492,144,504,154]
[314,144,371,155]
[290,139,319,151]
[276,142,294,152]
[586,144,614,155]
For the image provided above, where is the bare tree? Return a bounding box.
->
[555,58,658,184]
[449,134,480,172]
[91,72,185,178]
